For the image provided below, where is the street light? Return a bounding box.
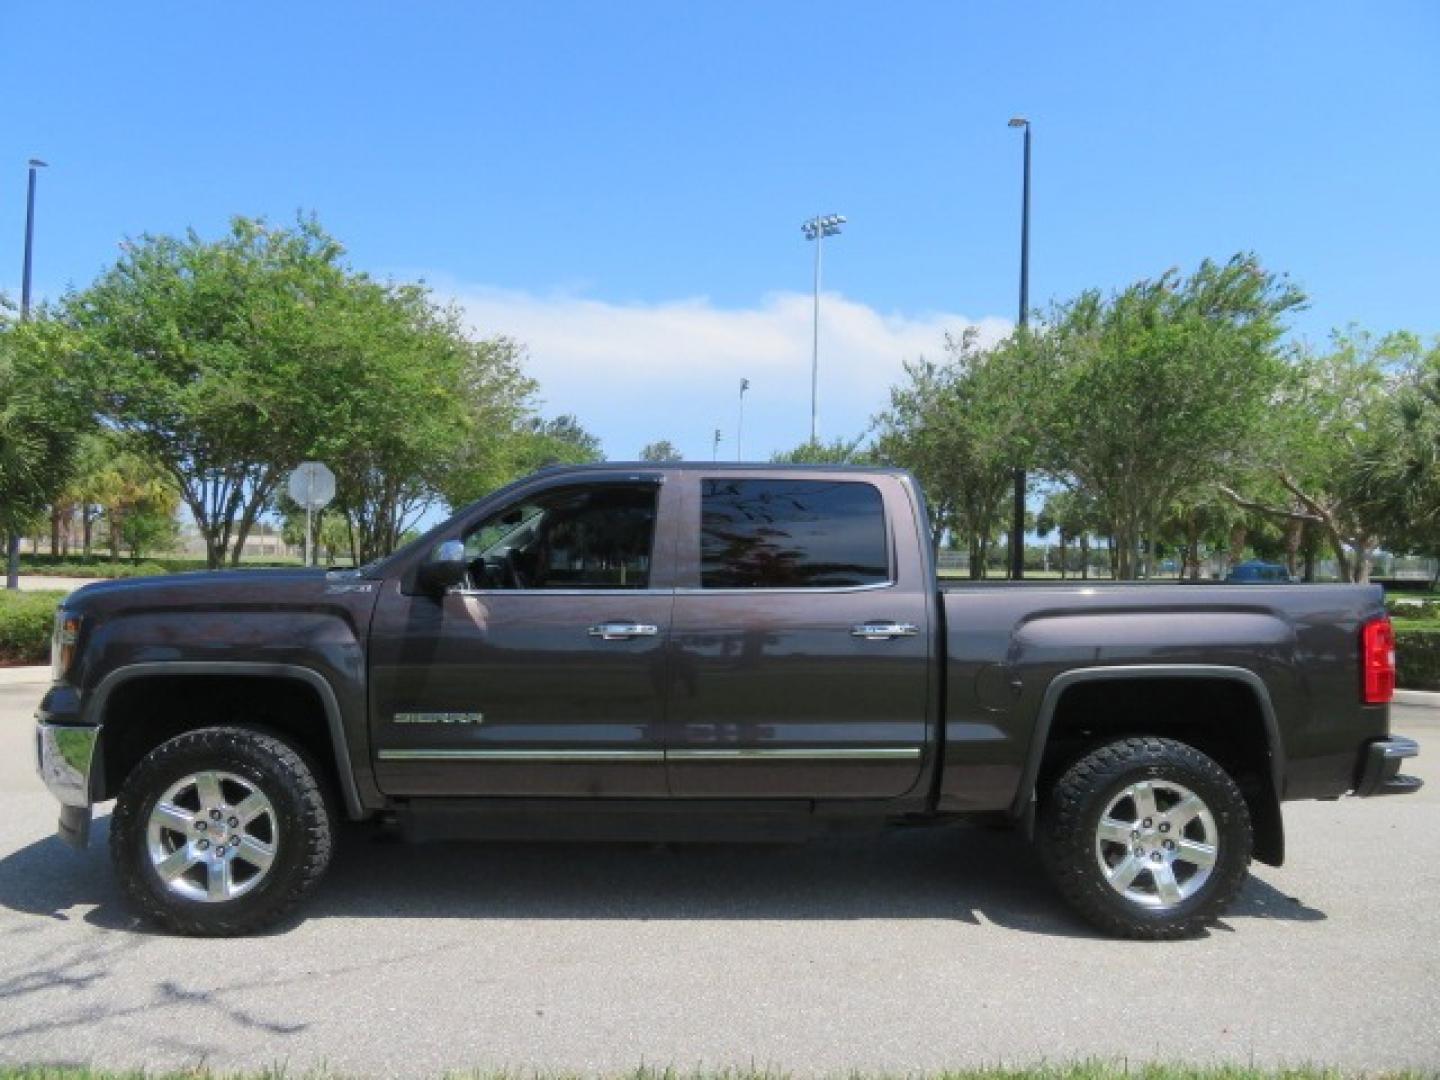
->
[737,378,750,461]
[801,212,845,443]
[1007,117,1032,581]
[20,159,46,321]
[8,158,47,590]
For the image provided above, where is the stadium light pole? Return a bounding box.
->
[20,159,46,320]
[737,378,750,461]
[801,213,845,444]
[1008,117,1031,581]
[7,158,47,590]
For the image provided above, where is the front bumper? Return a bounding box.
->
[1355,735,1423,797]
[35,720,98,847]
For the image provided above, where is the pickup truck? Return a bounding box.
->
[36,464,1421,939]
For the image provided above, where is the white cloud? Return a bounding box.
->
[445,285,1012,462]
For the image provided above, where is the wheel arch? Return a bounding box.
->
[1018,665,1285,866]
[86,661,365,820]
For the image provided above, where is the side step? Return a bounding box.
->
[395,798,827,844]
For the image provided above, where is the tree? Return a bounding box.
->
[82,441,181,561]
[1347,335,1440,571]
[1036,488,1104,579]
[311,284,534,563]
[1222,330,1434,582]
[68,216,357,569]
[639,440,683,463]
[0,310,91,588]
[1038,255,1305,579]
[508,414,604,474]
[873,329,1031,576]
[770,435,870,465]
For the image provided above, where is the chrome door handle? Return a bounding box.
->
[851,622,920,640]
[588,622,660,641]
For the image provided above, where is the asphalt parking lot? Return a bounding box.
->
[0,667,1436,1076]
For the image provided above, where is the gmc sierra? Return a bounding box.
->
[35,464,1421,938]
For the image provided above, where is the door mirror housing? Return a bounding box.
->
[418,540,468,594]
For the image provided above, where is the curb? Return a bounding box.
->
[0,665,50,686]
[1394,689,1440,708]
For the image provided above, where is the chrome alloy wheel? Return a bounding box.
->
[145,771,278,903]
[1094,779,1218,909]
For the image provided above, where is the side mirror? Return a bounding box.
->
[418,540,467,594]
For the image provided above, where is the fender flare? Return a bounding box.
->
[1016,664,1285,864]
[85,661,365,819]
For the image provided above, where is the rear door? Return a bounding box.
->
[665,471,932,798]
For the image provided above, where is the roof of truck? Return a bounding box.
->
[533,461,907,475]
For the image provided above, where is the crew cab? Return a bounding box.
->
[35,464,1421,938]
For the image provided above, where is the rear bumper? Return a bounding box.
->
[1355,735,1423,797]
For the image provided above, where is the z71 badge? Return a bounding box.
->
[392,712,484,725]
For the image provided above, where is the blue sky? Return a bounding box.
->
[2,2,1437,466]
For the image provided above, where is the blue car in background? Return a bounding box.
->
[1226,559,1296,583]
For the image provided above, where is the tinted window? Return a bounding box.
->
[463,484,657,590]
[700,479,889,589]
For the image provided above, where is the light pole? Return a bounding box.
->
[1007,118,1031,581]
[737,378,750,460]
[801,213,845,444]
[6,159,47,590]
[20,159,46,320]
[712,428,723,462]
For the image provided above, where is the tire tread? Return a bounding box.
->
[1040,736,1252,940]
[109,726,332,936]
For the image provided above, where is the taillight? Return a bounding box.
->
[1361,617,1396,704]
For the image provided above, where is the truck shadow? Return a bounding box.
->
[0,813,1325,939]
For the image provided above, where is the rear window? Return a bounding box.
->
[699,478,889,589]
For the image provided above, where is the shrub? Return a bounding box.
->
[0,590,66,665]
[18,554,298,578]
[1396,627,1440,691]
[1386,596,1440,622]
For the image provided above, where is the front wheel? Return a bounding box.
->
[110,726,333,936]
[1039,736,1252,939]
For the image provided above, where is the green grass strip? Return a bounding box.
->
[0,1066,1436,1080]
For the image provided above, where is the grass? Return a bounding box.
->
[0,1069,1434,1080]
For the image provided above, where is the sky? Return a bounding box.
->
[2,2,1437,466]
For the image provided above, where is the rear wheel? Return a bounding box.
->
[1040,736,1252,939]
[110,726,332,936]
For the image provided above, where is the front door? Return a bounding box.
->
[370,477,677,797]
[665,472,932,799]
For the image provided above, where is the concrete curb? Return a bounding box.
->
[0,665,49,686]
[1394,689,1440,708]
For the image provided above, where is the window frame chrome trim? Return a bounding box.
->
[674,580,896,596]
[446,587,676,598]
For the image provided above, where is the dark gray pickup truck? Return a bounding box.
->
[36,464,1420,938]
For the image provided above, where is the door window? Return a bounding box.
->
[699,478,889,589]
[463,484,658,590]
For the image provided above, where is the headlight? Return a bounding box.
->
[52,610,81,683]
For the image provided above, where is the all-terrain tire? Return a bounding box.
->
[1039,736,1252,940]
[110,726,332,936]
